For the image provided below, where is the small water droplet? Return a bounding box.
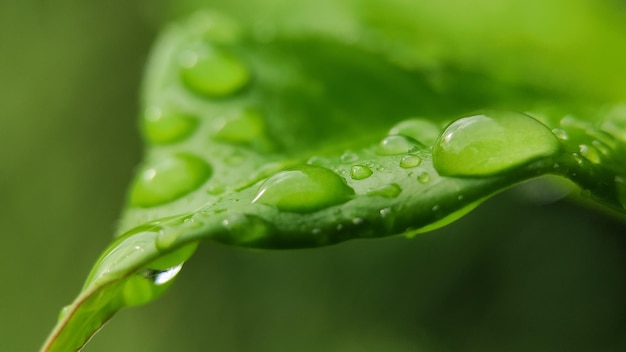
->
[220,213,273,246]
[579,144,601,164]
[180,45,250,97]
[400,155,422,168]
[417,172,431,184]
[432,205,440,212]
[551,128,569,141]
[350,165,373,180]
[367,183,402,198]
[379,207,392,218]
[433,110,559,176]
[130,154,212,207]
[572,152,585,166]
[341,151,359,163]
[252,164,354,213]
[206,183,226,195]
[155,228,183,250]
[389,118,441,145]
[58,305,71,321]
[144,107,198,144]
[457,195,464,201]
[377,135,422,155]
[352,217,364,225]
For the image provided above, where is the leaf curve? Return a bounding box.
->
[41,11,626,352]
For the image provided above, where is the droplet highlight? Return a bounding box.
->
[433,110,559,176]
[130,154,212,207]
[180,46,250,97]
[252,164,354,213]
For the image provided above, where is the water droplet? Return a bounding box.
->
[377,135,422,155]
[341,151,359,163]
[155,228,183,250]
[400,155,422,168]
[389,118,441,146]
[214,108,273,150]
[143,264,183,285]
[180,45,250,97]
[130,154,212,207]
[367,183,402,198]
[417,172,431,184]
[252,164,354,213]
[552,128,569,141]
[433,110,559,176]
[220,213,272,246]
[379,207,392,218]
[206,183,226,195]
[579,144,601,164]
[591,140,611,157]
[572,153,585,166]
[143,107,198,144]
[350,165,373,180]
[58,305,71,321]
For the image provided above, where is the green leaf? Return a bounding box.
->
[41,11,626,351]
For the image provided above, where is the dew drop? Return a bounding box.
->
[130,154,212,207]
[389,118,441,146]
[400,155,422,168]
[143,107,198,144]
[377,135,423,155]
[433,110,559,176]
[350,165,373,180]
[417,172,431,184]
[252,164,354,213]
[367,183,402,198]
[379,207,392,218]
[180,46,250,97]
[143,264,183,285]
[591,140,611,157]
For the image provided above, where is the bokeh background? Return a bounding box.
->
[2,1,626,351]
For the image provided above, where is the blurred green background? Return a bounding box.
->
[2,1,626,351]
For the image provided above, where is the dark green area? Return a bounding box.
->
[2,1,626,351]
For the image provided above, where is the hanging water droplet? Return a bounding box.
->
[389,118,441,146]
[367,183,402,198]
[252,164,354,213]
[433,110,559,176]
[180,45,250,97]
[417,172,430,184]
[130,154,211,208]
[377,135,423,155]
[350,165,373,180]
[220,213,273,246]
[143,264,183,285]
[143,107,199,144]
[399,155,422,168]
[340,151,359,163]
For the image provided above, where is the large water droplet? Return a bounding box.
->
[214,108,273,150]
[433,111,559,176]
[144,107,198,144]
[143,264,183,285]
[180,46,250,97]
[389,118,441,146]
[399,155,422,168]
[377,135,423,155]
[350,165,373,180]
[130,154,212,207]
[252,164,354,213]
